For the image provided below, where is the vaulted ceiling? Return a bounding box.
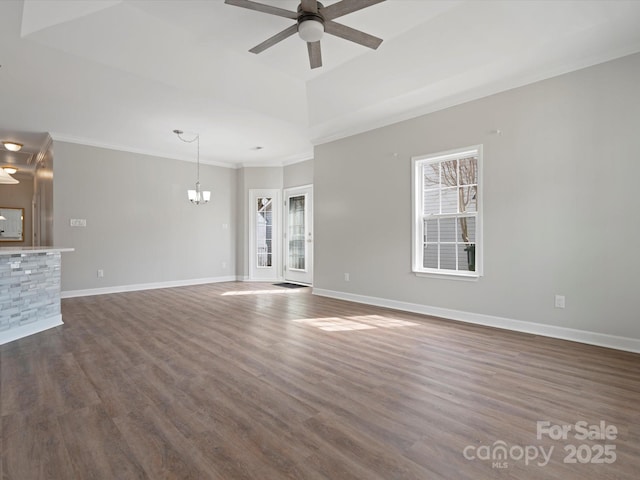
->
[1,0,640,169]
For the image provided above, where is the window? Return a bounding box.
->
[256,197,273,267]
[412,146,482,278]
[288,195,306,270]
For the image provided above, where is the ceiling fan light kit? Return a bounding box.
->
[298,16,324,43]
[225,0,386,69]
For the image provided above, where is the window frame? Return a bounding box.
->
[411,145,483,280]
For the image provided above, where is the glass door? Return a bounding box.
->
[249,189,280,280]
[284,185,313,285]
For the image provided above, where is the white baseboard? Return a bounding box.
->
[61,276,239,299]
[312,288,640,354]
[0,315,63,346]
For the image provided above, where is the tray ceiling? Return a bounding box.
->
[1,0,639,167]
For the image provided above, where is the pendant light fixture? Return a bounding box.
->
[0,168,19,184]
[173,129,210,205]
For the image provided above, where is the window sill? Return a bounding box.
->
[413,270,480,281]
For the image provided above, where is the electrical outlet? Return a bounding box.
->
[97,269,104,278]
[344,273,350,282]
[222,261,227,269]
[554,295,565,309]
[70,218,87,227]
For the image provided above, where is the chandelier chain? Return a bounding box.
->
[176,132,200,181]
[174,129,210,205]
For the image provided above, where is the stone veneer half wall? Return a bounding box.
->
[0,248,71,345]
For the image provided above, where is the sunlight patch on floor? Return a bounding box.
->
[347,315,420,328]
[292,317,376,331]
[293,315,420,331]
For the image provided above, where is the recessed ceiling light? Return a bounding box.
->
[3,167,17,174]
[2,141,23,152]
[252,146,264,150]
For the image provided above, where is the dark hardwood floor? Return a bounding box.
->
[1,282,639,479]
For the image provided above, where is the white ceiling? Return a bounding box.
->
[1,0,640,169]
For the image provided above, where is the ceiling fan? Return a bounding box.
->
[225,0,386,69]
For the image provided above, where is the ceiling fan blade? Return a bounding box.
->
[307,41,322,69]
[224,0,297,20]
[324,21,383,49]
[301,0,318,13]
[249,24,298,54]
[322,0,386,21]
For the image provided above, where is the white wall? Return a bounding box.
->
[53,141,236,293]
[314,53,640,345]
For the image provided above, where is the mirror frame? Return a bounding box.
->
[0,207,25,242]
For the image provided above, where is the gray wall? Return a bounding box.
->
[35,142,54,246]
[235,167,284,279]
[234,161,313,279]
[284,159,313,188]
[53,141,236,292]
[314,52,640,339]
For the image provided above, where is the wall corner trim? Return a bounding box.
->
[312,288,640,354]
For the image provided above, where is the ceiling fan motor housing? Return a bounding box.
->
[298,1,325,14]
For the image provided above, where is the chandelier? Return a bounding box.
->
[173,129,210,205]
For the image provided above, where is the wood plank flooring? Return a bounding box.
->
[1,281,639,479]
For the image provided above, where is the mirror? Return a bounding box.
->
[0,207,25,242]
